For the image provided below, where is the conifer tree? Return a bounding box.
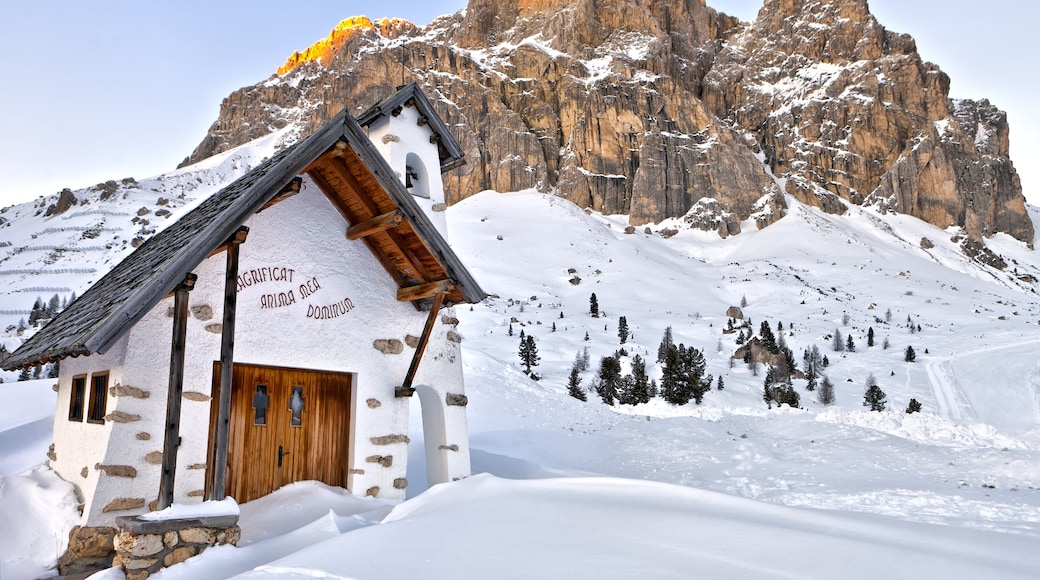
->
[630,354,651,404]
[518,335,540,377]
[584,331,590,341]
[657,326,674,362]
[759,321,779,354]
[508,323,514,336]
[618,316,629,344]
[818,375,835,406]
[867,327,875,347]
[863,374,887,411]
[18,367,32,381]
[846,334,856,352]
[717,376,725,390]
[883,336,890,350]
[590,293,600,318]
[905,398,922,414]
[904,345,916,362]
[567,367,586,401]
[595,356,621,405]
[832,328,845,352]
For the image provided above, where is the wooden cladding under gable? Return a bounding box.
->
[303,144,468,305]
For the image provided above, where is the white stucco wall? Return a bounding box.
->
[52,337,128,521]
[61,176,471,528]
[366,105,450,240]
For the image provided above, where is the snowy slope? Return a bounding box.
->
[0,129,295,367]
[1,140,1039,577]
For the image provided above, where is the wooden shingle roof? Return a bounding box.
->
[2,90,485,370]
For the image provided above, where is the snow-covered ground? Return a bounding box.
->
[2,176,1040,576]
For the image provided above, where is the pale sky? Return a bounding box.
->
[0,0,1035,208]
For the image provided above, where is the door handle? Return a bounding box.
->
[278,445,290,468]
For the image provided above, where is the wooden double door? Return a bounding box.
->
[210,362,352,504]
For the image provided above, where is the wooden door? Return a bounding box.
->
[210,363,352,503]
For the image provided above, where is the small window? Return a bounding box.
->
[69,375,87,422]
[289,386,304,427]
[86,372,109,424]
[253,385,269,426]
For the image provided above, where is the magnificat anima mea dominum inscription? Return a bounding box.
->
[236,264,354,320]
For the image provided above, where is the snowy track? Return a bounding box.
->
[926,358,976,422]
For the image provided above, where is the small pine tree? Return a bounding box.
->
[904,345,916,362]
[584,331,590,342]
[559,311,564,319]
[883,336,890,350]
[590,293,600,318]
[567,367,586,401]
[519,335,541,376]
[885,308,892,323]
[717,376,725,390]
[832,328,844,352]
[618,316,629,344]
[867,327,875,347]
[552,322,557,332]
[905,398,922,414]
[822,355,830,367]
[632,355,652,403]
[759,321,779,354]
[508,323,514,336]
[863,374,887,411]
[740,294,748,308]
[818,375,835,406]
[657,326,674,362]
[595,356,622,405]
[47,361,60,379]
[736,330,746,345]
[846,334,856,352]
[18,367,32,381]
[842,312,850,326]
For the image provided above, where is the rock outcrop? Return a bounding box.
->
[180,0,1032,243]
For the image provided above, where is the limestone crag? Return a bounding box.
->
[704,0,1032,242]
[181,0,1032,243]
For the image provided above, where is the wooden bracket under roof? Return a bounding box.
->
[346,210,404,240]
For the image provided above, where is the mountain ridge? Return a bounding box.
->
[180,0,1033,244]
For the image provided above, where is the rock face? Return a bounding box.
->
[181,0,1032,243]
[703,0,1032,242]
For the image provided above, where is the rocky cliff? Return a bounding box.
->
[181,0,1033,243]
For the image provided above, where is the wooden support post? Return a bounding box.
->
[346,210,403,240]
[207,227,247,501]
[396,291,447,398]
[158,273,197,510]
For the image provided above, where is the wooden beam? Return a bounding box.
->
[207,227,247,501]
[206,225,251,258]
[396,291,447,397]
[258,177,303,213]
[317,155,434,284]
[397,280,454,303]
[158,273,196,510]
[346,210,403,240]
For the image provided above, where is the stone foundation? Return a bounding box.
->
[58,525,118,576]
[113,514,240,579]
